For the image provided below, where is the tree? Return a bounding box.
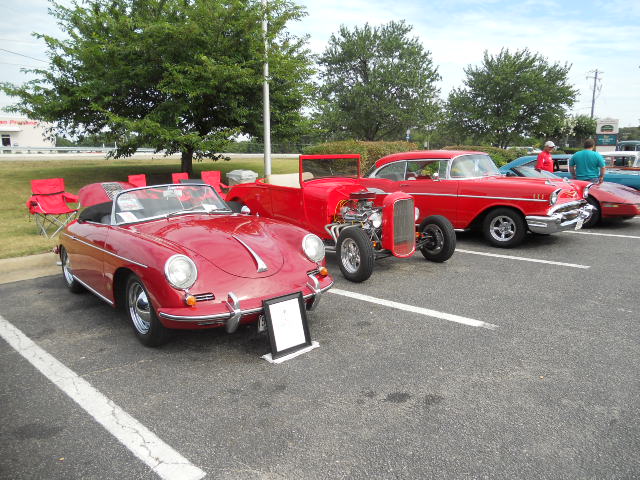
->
[315,21,441,141]
[446,48,578,148]
[1,0,314,173]
[571,114,596,144]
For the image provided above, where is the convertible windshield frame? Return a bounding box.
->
[300,156,361,181]
[112,184,231,225]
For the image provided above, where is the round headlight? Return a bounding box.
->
[302,234,325,263]
[164,254,198,290]
[583,183,592,199]
[549,189,561,205]
[368,211,382,228]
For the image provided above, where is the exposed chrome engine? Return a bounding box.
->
[324,190,383,248]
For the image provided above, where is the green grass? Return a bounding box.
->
[0,155,298,259]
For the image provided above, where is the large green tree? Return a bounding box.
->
[1,0,314,172]
[446,48,577,148]
[315,20,441,141]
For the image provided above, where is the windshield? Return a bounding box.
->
[113,184,230,224]
[604,154,639,168]
[302,157,359,180]
[449,154,500,179]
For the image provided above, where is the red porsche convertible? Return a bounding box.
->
[58,182,333,346]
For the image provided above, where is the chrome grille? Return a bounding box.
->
[393,198,414,256]
[194,293,215,302]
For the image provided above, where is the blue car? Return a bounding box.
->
[504,155,640,190]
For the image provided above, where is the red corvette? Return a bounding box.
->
[58,182,333,346]
[227,155,456,282]
[365,150,595,248]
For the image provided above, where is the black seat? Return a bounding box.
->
[79,202,112,224]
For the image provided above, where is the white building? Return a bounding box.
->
[0,116,54,148]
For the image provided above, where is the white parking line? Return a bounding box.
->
[456,249,590,269]
[329,289,498,330]
[0,315,206,480]
[567,231,640,239]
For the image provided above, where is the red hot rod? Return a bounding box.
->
[226,154,456,282]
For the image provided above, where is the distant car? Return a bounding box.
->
[365,150,594,248]
[58,182,333,346]
[520,154,640,190]
[500,157,640,227]
[227,154,456,282]
[616,140,640,152]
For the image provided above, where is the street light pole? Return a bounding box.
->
[262,0,272,178]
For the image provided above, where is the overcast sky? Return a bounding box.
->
[2,0,639,127]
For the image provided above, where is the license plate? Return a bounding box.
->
[575,216,584,230]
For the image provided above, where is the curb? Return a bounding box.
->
[0,252,60,285]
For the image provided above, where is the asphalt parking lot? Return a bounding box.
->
[1,219,639,479]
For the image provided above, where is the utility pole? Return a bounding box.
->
[587,69,602,119]
[262,0,272,178]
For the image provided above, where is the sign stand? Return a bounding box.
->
[260,292,318,363]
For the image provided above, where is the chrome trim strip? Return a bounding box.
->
[63,234,148,268]
[232,235,268,273]
[410,192,548,202]
[72,275,114,306]
[158,281,334,322]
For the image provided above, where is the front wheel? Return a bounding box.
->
[60,247,84,293]
[336,228,375,282]
[125,274,169,347]
[418,215,456,262]
[583,196,600,228]
[482,208,526,248]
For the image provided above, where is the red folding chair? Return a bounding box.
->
[128,174,147,188]
[201,170,229,198]
[171,172,189,183]
[26,178,79,238]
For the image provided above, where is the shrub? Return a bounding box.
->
[303,140,418,172]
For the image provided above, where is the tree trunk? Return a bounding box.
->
[181,149,194,175]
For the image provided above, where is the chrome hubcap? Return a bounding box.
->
[341,238,361,274]
[62,251,74,285]
[128,282,151,334]
[422,225,444,254]
[490,216,516,241]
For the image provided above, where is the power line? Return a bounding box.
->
[0,48,47,63]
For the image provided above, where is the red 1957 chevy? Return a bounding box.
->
[364,150,594,248]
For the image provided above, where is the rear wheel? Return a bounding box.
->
[583,196,600,228]
[418,215,456,262]
[60,247,84,293]
[125,274,169,347]
[336,228,375,282]
[483,208,526,248]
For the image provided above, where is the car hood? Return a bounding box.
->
[130,215,285,278]
[593,181,640,201]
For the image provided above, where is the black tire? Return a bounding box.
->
[482,208,526,248]
[336,228,375,282]
[583,196,600,228]
[125,274,169,347]
[418,215,456,262]
[60,247,85,293]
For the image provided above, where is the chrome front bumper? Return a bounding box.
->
[158,275,334,332]
[525,202,595,234]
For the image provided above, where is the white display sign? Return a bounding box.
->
[596,118,619,135]
[263,293,313,360]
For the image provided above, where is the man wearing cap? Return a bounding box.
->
[569,138,606,184]
[535,141,556,172]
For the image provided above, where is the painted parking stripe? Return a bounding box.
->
[456,249,590,269]
[567,231,640,239]
[329,289,498,330]
[0,315,206,480]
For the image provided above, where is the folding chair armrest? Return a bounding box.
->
[63,192,80,204]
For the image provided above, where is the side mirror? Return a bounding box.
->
[240,205,251,215]
[432,172,440,181]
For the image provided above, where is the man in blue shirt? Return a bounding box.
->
[569,138,606,183]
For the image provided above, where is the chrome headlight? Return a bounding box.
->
[302,234,325,262]
[583,183,593,199]
[368,211,382,228]
[164,254,198,290]
[549,189,561,205]
[414,207,420,221]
